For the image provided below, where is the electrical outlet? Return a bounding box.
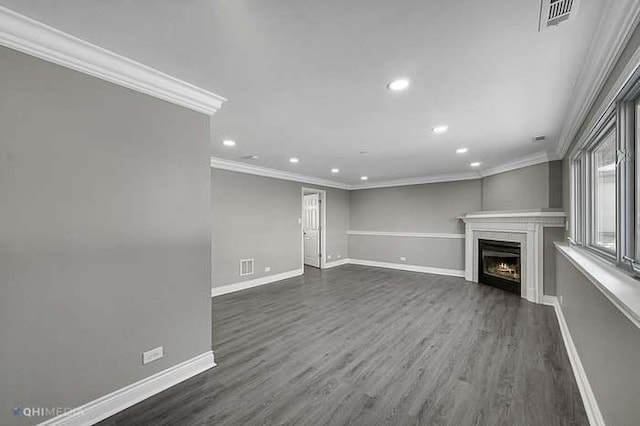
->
[298,218,302,224]
[142,346,163,365]
[265,266,271,272]
[327,254,332,259]
[400,256,407,262]
[337,254,341,259]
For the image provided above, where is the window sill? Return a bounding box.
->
[555,242,640,329]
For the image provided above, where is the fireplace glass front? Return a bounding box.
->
[478,239,521,295]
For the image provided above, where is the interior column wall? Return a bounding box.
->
[0,46,212,425]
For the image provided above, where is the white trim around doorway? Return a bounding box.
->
[301,187,327,270]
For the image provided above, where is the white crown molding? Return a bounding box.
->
[543,296,605,426]
[212,151,558,190]
[210,157,350,190]
[348,172,481,190]
[555,0,640,158]
[347,230,464,239]
[38,351,215,426]
[211,268,303,297]
[0,6,226,115]
[478,151,557,178]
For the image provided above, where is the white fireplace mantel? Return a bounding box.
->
[460,209,566,304]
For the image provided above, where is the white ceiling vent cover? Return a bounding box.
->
[240,258,254,276]
[539,0,580,30]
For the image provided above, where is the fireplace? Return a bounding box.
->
[478,239,521,295]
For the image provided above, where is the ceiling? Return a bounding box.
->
[0,0,604,185]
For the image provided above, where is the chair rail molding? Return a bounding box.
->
[0,5,226,115]
[347,230,464,239]
[556,0,640,157]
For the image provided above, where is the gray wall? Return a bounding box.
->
[348,236,465,270]
[556,253,640,425]
[482,161,562,211]
[347,168,563,289]
[324,186,350,263]
[211,169,349,288]
[350,180,481,234]
[548,160,563,209]
[348,180,482,270]
[0,46,212,425]
[211,163,564,288]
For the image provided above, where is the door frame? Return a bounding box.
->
[301,187,327,269]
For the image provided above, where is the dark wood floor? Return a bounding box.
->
[101,265,587,425]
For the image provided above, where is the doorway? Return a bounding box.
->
[301,187,326,270]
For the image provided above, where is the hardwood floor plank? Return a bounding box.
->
[99,265,588,426]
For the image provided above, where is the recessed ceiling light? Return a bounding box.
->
[470,162,482,167]
[331,168,340,173]
[387,78,410,91]
[432,125,448,134]
[361,176,368,181]
[456,148,468,154]
[222,139,236,147]
[289,157,299,164]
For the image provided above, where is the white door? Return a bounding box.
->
[303,193,321,267]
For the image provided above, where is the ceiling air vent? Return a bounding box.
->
[539,0,580,31]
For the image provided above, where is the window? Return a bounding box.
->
[592,128,616,253]
[571,114,620,263]
[570,73,640,271]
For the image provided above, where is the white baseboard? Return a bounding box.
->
[211,268,304,297]
[543,296,604,426]
[38,351,215,426]
[324,258,350,268]
[348,259,465,278]
[541,295,558,306]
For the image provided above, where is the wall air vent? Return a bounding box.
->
[240,258,254,276]
[539,0,580,31]
[533,135,547,143]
